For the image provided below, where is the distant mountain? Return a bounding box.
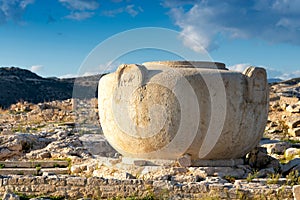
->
[0,67,298,108]
[269,77,300,99]
[0,67,103,108]
[268,78,283,84]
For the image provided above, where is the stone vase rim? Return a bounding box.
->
[142,61,227,69]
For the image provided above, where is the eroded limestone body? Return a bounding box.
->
[98,61,269,160]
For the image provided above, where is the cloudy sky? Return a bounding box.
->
[0,0,300,79]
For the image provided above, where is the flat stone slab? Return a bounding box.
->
[0,168,39,175]
[79,134,117,157]
[121,157,244,167]
[191,159,244,167]
[0,161,69,168]
[289,127,300,137]
[259,138,281,145]
[41,168,69,175]
[294,185,300,200]
[122,157,175,166]
[0,168,69,175]
[286,116,300,129]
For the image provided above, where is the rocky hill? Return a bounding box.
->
[0,67,102,108]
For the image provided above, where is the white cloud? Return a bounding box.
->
[59,74,78,79]
[59,71,100,79]
[19,0,34,9]
[164,0,300,51]
[65,11,94,20]
[102,4,142,17]
[59,0,99,11]
[30,65,43,73]
[228,63,300,80]
[276,70,300,80]
[0,0,35,23]
[125,5,140,17]
[272,0,300,15]
[228,63,250,72]
[59,0,99,20]
[98,60,122,73]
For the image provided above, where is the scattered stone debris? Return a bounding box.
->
[0,77,298,199]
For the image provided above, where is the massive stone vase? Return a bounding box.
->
[98,61,269,160]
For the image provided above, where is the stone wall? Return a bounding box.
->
[0,175,294,199]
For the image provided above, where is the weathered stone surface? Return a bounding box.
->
[0,133,51,160]
[70,164,86,174]
[246,147,281,170]
[66,177,86,186]
[293,185,300,200]
[79,134,117,157]
[0,161,68,168]
[133,160,148,166]
[2,192,20,200]
[286,117,300,129]
[0,168,39,175]
[192,159,244,167]
[0,67,299,199]
[41,168,69,175]
[257,168,275,178]
[279,96,299,105]
[289,128,300,137]
[282,158,300,174]
[262,141,291,154]
[178,154,192,167]
[98,61,268,160]
[285,148,300,158]
[0,174,293,199]
[286,104,300,113]
[201,167,246,178]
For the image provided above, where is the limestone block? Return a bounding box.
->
[286,104,300,113]
[79,134,117,157]
[201,167,245,178]
[0,161,68,168]
[41,168,69,175]
[293,185,300,200]
[2,192,20,200]
[133,160,147,166]
[262,142,291,154]
[0,169,38,176]
[87,177,107,186]
[178,154,192,167]
[257,168,275,178]
[282,158,300,174]
[280,96,299,105]
[70,165,84,174]
[246,147,280,170]
[289,128,300,137]
[192,159,244,167]
[285,148,300,158]
[66,177,86,186]
[45,177,66,186]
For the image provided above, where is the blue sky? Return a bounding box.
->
[0,0,300,79]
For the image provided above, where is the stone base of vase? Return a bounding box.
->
[121,157,244,167]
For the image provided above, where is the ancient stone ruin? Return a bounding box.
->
[98,61,269,163]
[2,67,300,198]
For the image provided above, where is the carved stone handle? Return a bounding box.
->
[115,64,147,87]
[243,66,268,103]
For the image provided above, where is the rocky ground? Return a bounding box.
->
[0,79,299,199]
